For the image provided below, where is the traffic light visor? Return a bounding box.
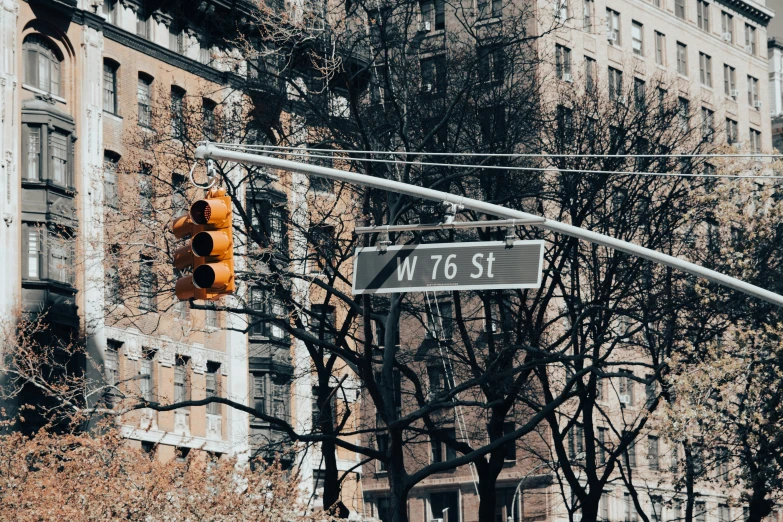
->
[193,262,232,290]
[192,231,230,257]
[191,199,229,225]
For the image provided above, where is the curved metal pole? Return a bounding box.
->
[195,143,783,308]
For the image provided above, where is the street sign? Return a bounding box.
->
[352,240,544,294]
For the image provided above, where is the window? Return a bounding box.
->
[557,105,574,143]
[723,64,736,96]
[583,0,594,30]
[249,287,287,341]
[748,76,759,107]
[599,492,609,521]
[434,0,445,30]
[427,299,453,339]
[654,32,665,65]
[676,42,687,75]
[628,439,637,467]
[674,0,685,19]
[695,502,706,522]
[102,0,116,24]
[310,304,336,345]
[105,341,120,388]
[50,131,68,187]
[25,127,41,181]
[252,374,266,413]
[726,119,738,144]
[585,57,596,93]
[555,45,572,80]
[139,164,153,219]
[608,67,623,101]
[699,53,712,87]
[251,197,287,248]
[169,26,186,54]
[421,55,447,92]
[645,375,657,406]
[701,108,714,142]
[648,435,659,470]
[429,491,459,522]
[103,61,118,114]
[745,24,756,54]
[24,227,41,280]
[651,497,663,522]
[104,152,120,209]
[308,224,335,274]
[138,351,154,402]
[634,78,646,110]
[624,493,638,522]
[750,128,761,153]
[312,387,336,430]
[672,500,683,521]
[49,233,74,284]
[137,74,152,127]
[719,505,730,522]
[427,364,453,395]
[717,446,729,478]
[376,433,389,471]
[206,362,221,415]
[569,424,584,459]
[478,47,504,85]
[479,105,505,146]
[477,0,502,19]
[175,447,190,462]
[606,9,620,45]
[697,0,710,31]
[139,254,157,312]
[631,22,643,55]
[618,370,635,404]
[598,427,607,465]
[721,12,733,43]
[136,10,150,39]
[556,0,568,22]
[171,87,186,140]
[202,98,216,140]
[23,35,61,96]
[174,356,189,405]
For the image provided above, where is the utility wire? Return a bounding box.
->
[215,142,783,159]
[213,143,783,180]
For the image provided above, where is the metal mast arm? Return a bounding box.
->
[195,143,783,308]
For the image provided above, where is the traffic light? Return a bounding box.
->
[171,187,235,301]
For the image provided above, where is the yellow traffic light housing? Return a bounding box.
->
[170,187,235,301]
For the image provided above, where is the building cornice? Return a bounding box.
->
[717,0,774,26]
[70,9,246,88]
[769,36,783,50]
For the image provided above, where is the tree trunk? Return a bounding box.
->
[476,459,499,522]
[388,460,410,522]
[320,438,344,517]
[683,443,695,522]
[746,478,774,522]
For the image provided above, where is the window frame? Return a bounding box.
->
[676,42,687,76]
[631,21,643,56]
[654,31,665,65]
[699,52,712,87]
[103,60,119,114]
[696,0,710,31]
[23,35,62,97]
[137,74,153,128]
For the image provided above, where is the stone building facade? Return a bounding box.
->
[0,0,363,512]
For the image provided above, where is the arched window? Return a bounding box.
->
[23,35,62,96]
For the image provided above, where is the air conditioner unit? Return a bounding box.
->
[722,32,732,42]
[755,100,763,108]
[730,89,740,98]
[745,44,754,53]
[563,73,574,83]
[422,82,433,92]
[616,95,628,106]
[432,519,444,522]
[619,393,631,405]
[576,451,586,460]
[574,514,584,522]
[419,20,431,31]
[607,30,617,42]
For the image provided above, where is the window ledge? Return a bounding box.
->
[103,111,123,121]
[22,84,66,104]
[475,17,501,27]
